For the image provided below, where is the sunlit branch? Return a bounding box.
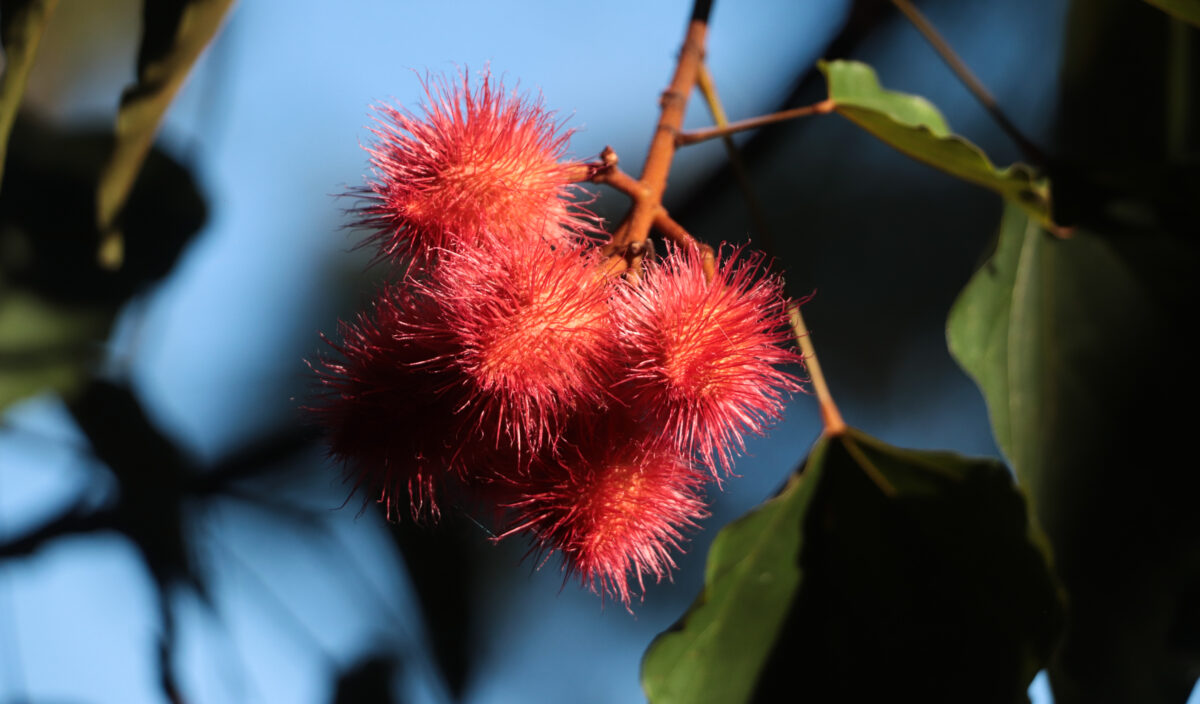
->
[586,146,712,279]
[614,0,712,251]
[788,303,845,435]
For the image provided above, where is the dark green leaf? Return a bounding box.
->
[0,116,204,412]
[1143,0,1200,26]
[0,0,58,188]
[947,202,1200,702]
[1,116,206,305]
[818,59,1052,226]
[96,0,232,266]
[642,428,1062,704]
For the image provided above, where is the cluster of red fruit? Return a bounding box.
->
[310,73,800,607]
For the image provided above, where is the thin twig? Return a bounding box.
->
[694,63,777,255]
[788,303,845,435]
[888,0,1047,166]
[677,99,835,146]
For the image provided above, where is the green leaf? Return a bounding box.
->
[95,0,233,266]
[1143,0,1200,26]
[0,0,59,188]
[947,202,1200,702]
[0,287,115,412]
[642,428,1062,704]
[642,439,824,704]
[818,59,1052,226]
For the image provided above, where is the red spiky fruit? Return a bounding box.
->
[410,237,617,451]
[498,413,709,608]
[614,245,800,474]
[307,285,477,520]
[353,71,593,264]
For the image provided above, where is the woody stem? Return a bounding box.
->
[601,0,711,274]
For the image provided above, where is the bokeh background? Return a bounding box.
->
[1,0,1187,702]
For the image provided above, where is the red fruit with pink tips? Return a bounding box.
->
[352,71,594,265]
[613,244,801,474]
[497,412,709,608]
[409,237,617,452]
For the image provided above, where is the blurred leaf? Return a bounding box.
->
[818,59,1052,226]
[96,0,232,264]
[642,428,1062,704]
[1143,0,1200,26]
[332,655,399,704]
[0,288,114,412]
[389,515,479,699]
[69,380,201,593]
[0,115,205,305]
[947,202,1200,702]
[0,0,57,188]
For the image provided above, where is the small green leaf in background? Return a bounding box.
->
[818,59,1052,226]
[642,427,1063,704]
[0,0,59,188]
[96,0,233,268]
[947,202,1200,703]
[0,288,115,412]
[1143,0,1200,26]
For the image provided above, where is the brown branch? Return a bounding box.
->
[788,303,845,435]
[587,145,710,278]
[677,99,835,146]
[888,0,1047,166]
[614,3,711,252]
[577,2,716,280]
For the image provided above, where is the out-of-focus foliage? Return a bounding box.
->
[0,0,57,186]
[95,0,232,267]
[0,117,204,411]
[1143,0,1200,26]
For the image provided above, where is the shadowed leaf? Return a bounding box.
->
[642,427,1062,704]
[0,0,57,187]
[947,202,1200,702]
[818,59,1052,226]
[1143,0,1200,25]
